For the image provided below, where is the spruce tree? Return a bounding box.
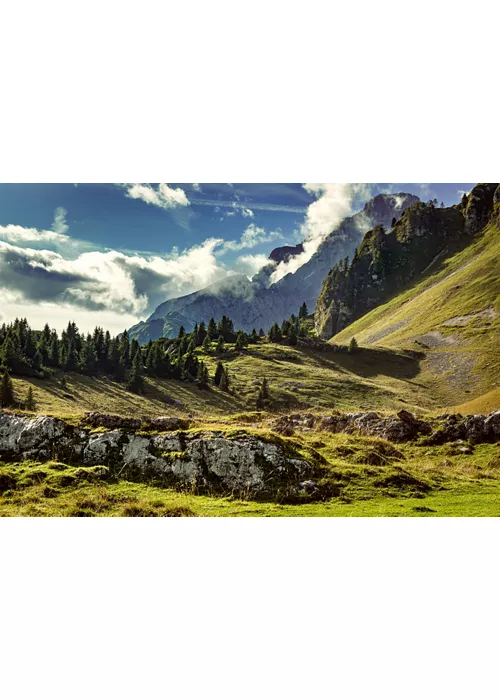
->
[298,302,309,319]
[207,317,217,340]
[26,386,36,411]
[219,366,229,392]
[261,377,269,399]
[202,333,211,353]
[196,361,209,388]
[288,326,298,346]
[235,331,246,351]
[256,388,265,409]
[0,370,15,407]
[216,335,225,354]
[214,361,224,387]
[127,350,144,393]
[348,337,359,354]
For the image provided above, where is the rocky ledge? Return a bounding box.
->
[0,411,314,500]
[273,409,500,445]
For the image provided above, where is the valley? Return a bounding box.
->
[1,183,499,516]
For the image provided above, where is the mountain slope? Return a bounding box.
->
[130,193,418,341]
[328,184,500,407]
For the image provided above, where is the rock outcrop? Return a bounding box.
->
[0,412,314,500]
[315,183,499,339]
[272,410,500,445]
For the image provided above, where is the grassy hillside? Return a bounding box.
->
[332,221,500,409]
[10,335,446,422]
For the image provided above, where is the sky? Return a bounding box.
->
[0,182,476,334]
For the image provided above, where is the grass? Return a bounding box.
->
[332,221,500,410]
[1,432,499,517]
[10,338,443,425]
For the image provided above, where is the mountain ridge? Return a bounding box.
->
[130,192,419,342]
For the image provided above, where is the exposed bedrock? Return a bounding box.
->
[0,411,314,500]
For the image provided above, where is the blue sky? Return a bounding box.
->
[0,182,476,333]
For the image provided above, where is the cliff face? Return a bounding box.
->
[314,183,499,340]
[130,193,418,341]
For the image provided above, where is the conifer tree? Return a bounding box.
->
[202,333,211,353]
[261,377,269,399]
[298,302,309,319]
[235,330,246,351]
[348,337,359,353]
[216,335,225,354]
[26,386,36,411]
[214,361,224,387]
[127,349,144,393]
[256,388,265,409]
[219,366,229,392]
[288,325,298,346]
[196,360,209,388]
[0,370,15,407]
[207,317,218,340]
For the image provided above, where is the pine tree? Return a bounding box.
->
[258,328,265,337]
[196,360,209,388]
[235,330,246,351]
[26,386,36,411]
[268,323,282,343]
[207,317,218,340]
[214,361,224,387]
[216,335,225,354]
[78,337,97,375]
[348,337,359,353]
[202,334,211,353]
[288,326,298,346]
[0,370,15,407]
[298,302,309,319]
[261,377,269,399]
[49,333,60,367]
[256,388,265,409]
[127,350,144,393]
[219,366,229,392]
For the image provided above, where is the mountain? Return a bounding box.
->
[129,192,419,341]
[321,183,500,410]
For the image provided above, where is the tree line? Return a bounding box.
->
[0,303,312,407]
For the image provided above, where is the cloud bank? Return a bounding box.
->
[0,238,229,331]
[270,183,367,282]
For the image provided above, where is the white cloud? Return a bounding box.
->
[0,237,229,331]
[52,207,69,235]
[222,223,283,252]
[0,223,71,246]
[192,183,202,192]
[270,183,366,282]
[236,253,270,276]
[457,189,470,197]
[124,183,190,210]
[241,208,254,218]
[197,198,305,214]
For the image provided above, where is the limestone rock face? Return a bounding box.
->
[315,183,499,340]
[0,412,313,499]
[273,410,500,445]
[129,194,418,340]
